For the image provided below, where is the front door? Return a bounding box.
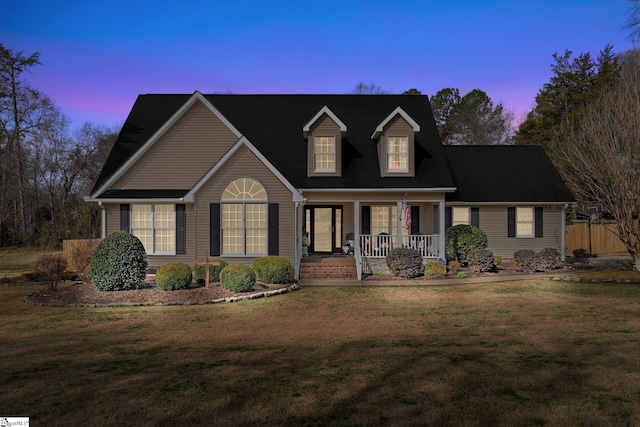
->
[304,206,342,254]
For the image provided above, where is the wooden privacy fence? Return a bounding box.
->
[565,221,628,255]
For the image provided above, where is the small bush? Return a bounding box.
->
[447,260,461,274]
[467,249,495,273]
[220,264,256,292]
[445,225,488,265]
[424,261,446,278]
[194,258,228,283]
[252,256,292,284]
[68,240,99,282]
[386,248,423,278]
[36,254,67,291]
[537,247,562,270]
[457,271,467,278]
[156,262,193,291]
[89,231,148,291]
[572,248,590,264]
[514,249,538,272]
[493,256,503,268]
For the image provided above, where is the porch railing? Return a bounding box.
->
[358,234,439,259]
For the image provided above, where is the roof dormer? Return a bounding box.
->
[371,107,420,177]
[304,106,347,177]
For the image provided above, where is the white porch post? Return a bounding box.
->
[294,201,304,281]
[439,201,446,260]
[354,201,361,280]
[396,201,403,246]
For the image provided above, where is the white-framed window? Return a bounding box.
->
[131,204,175,255]
[452,207,470,226]
[314,136,336,172]
[516,207,534,238]
[221,178,268,255]
[387,136,408,172]
[371,205,409,237]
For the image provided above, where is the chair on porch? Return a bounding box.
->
[345,233,355,255]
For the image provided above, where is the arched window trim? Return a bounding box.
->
[221,178,268,256]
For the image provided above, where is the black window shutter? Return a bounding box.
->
[120,204,130,233]
[535,207,544,237]
[445,207,452,231]
[176,204,186,255]
[471,207,480,227]
[361,206,371,234]
[507,207,516,238]
[410,205,420,234]
[268,203,279,255]
[210,204,220,256]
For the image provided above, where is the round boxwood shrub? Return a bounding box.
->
[194,257,228,283]
[467,249,495,273]
[89,231,148,291]
[445,224,488,265]
[514,249,538,272]
[155,262,192,291]
[386,247,423,278]
[537,247,562,270]
[220,264,256,292]
[252,256,292,284]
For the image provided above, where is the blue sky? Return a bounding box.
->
[1,0,634,129]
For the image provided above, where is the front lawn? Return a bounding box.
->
[2,279,640,426]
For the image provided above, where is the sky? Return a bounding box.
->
[1,0,634,130]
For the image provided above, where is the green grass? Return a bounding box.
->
[2,279,640,425]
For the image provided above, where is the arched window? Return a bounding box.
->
[221,178,267,255]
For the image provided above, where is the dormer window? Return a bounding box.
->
[314,136,336,172]
[387,136,408,172]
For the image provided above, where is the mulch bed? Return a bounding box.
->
[25,281,297,307]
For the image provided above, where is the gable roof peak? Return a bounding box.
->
[371,106,420,139]
[303,105,347,138]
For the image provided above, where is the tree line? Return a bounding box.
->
[0,43,117,247]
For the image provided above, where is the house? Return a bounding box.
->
[86,92,574,280]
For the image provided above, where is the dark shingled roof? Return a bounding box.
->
[445,145,575,203]
[92,94,455,195]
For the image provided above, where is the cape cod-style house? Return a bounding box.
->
[86,92,574,280]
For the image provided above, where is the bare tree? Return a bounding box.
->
[351,82,392,94]
[552,50,640,270]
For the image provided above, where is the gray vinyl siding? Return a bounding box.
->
[103,202,197,267]
[113,101,239,189]
[477,205,564,258]
[195,145,295,267]
[307,114,342,177]
[379,115,415,178]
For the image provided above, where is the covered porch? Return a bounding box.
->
[296,193,446,280]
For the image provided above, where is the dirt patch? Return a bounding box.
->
[25,281,296,307]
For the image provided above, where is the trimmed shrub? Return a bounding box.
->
[424,261,446,278]
[386,248,423,278]
[156,262,192,291]
[514,249,538,272]
[89,231,148,291]
[36,254,67,291]
[467,249,495,273]
[445,224,488,265]
[252,256,292,284]
[447,260,461,274]
[220,264,256,292]
[194,258,228,283]
[537,247,562,270]
[457,271,467,278]
[572,248,590,264]
[493,256,503,268]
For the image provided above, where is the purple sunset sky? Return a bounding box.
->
[2,0,634,130]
